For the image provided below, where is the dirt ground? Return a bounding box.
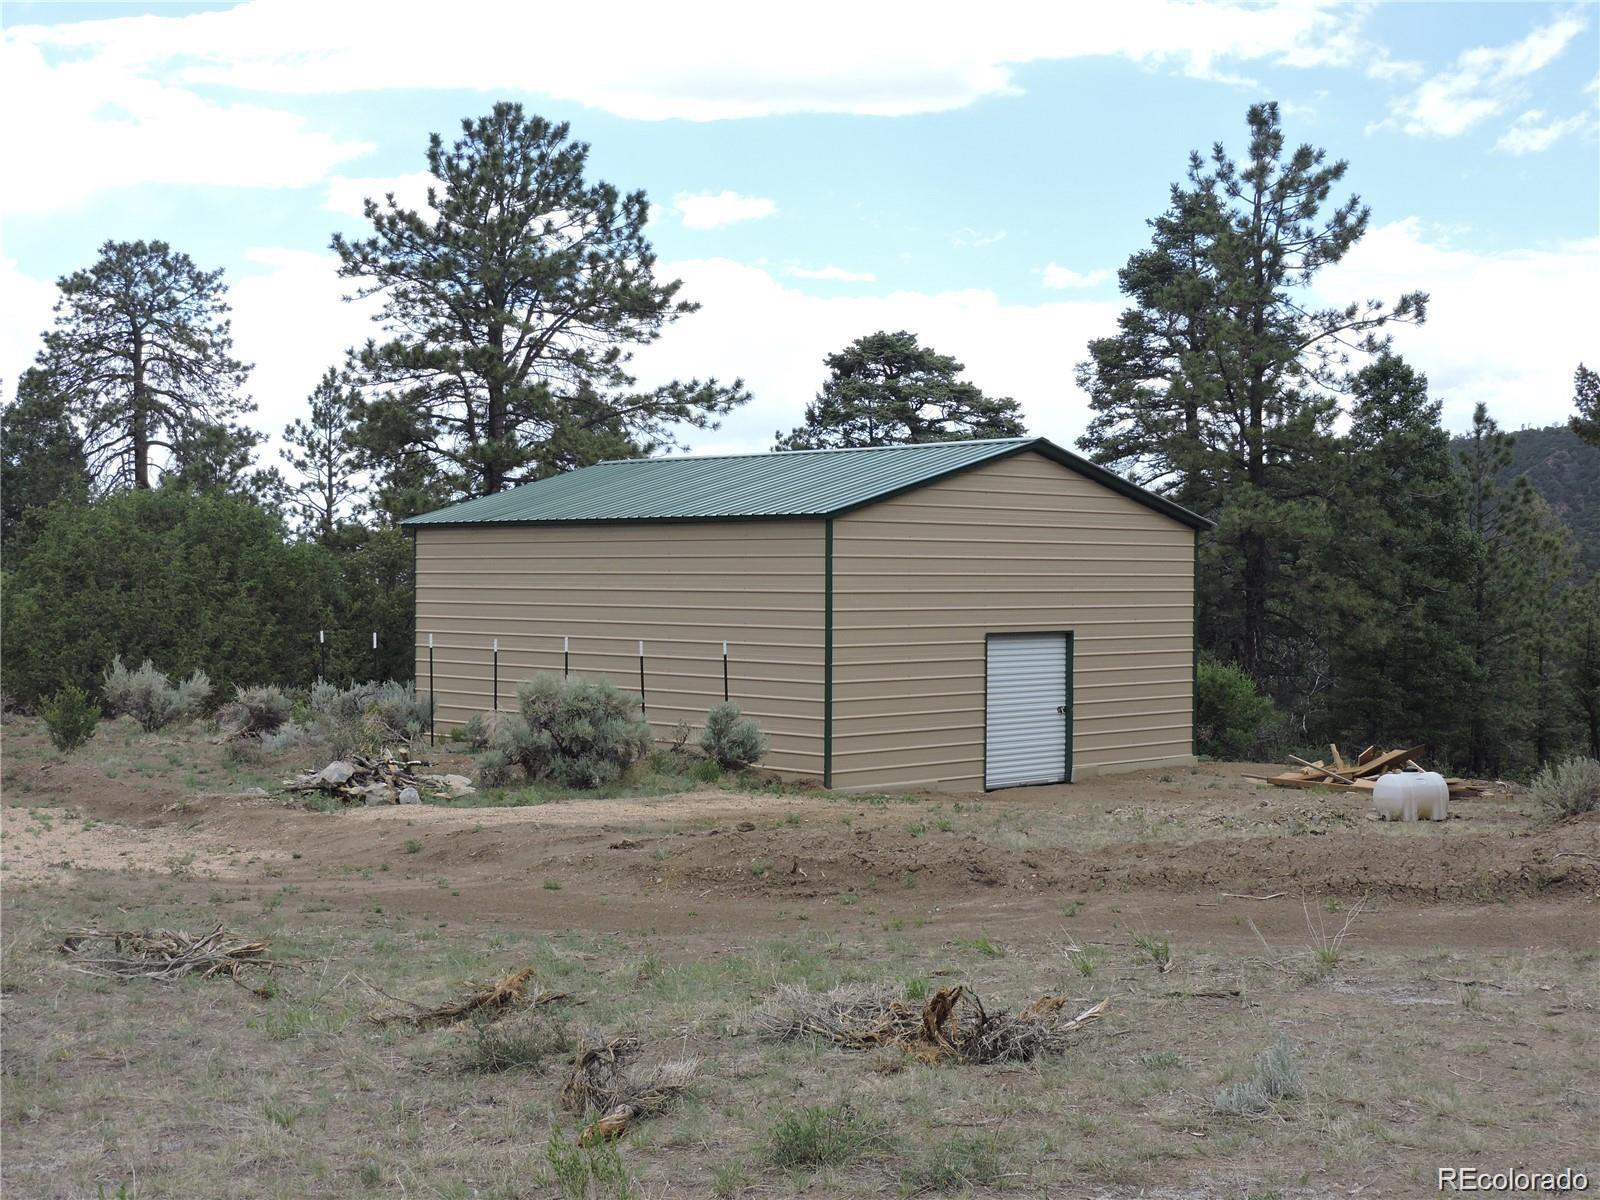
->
[2,717,1597,1199]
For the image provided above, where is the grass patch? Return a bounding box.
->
[765,1101,889,1171]
[903,1131,1022,1191]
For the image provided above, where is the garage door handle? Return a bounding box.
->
[1056,705,1068,715]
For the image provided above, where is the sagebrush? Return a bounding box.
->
[1530,756,1600,818]
[310,680,432,755]
[102,657,212,732]
[699,701,768,768]
[482,675,652,789]
[1213,1035,1301,1117]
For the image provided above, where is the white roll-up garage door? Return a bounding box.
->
[985,633,1070,789]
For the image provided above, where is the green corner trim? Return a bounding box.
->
[823,517,834,789]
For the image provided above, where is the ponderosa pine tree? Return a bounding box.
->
[35,240,252,491]
[333,103,747,514]
[1,369,90,551]
[1076,103,1427,685]
[1570,363,1600,447]
[1514,495,1576,767]
[1457,402,1542,774]
[279,369,366,542]
[1316,354,1474,752]
[1565,574,1600,758]
[775,330,1025,450]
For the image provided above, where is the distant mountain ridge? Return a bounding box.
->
[1455,424,1600,573]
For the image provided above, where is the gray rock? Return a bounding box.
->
[397,786,421,805]
[318,760,357,786]
[362,783,396,806]
[422,773,475,797]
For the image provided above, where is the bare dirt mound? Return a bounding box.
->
[618,812,1600,903]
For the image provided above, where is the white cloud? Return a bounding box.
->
[1379,13,1588,138]
[323,172,439,219]
[1314,218,1600,431]
[0,35,371,215]
[787,265,876,283]
[7,1,1381,125]
[629,258,1120,452]
[228,248,381,445]
[1041,263,1115,289]
[673,191,778,230]
[1494,108,1595,154]
[1366,55,1424,82]
[0,256,60,392]
[952,228,1007,249]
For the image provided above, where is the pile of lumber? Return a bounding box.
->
[57,924,276,986]
[1249,745,1483,798]
[283,753,473,805]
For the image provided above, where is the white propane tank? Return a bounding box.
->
[1372,773,1415,821]
[1412,771,1449,821]
[1372,771,1449,822]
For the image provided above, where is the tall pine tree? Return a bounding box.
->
[776,331,1025,450]
[279,369,366,543]
[1317,354,1474,752]
[35,240,253,492]
[1570,362,1600,447]
[334,103,747,514]
[1076,103,1426,688]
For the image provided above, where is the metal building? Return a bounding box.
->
[403,437,1209,791]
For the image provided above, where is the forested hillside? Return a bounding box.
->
[1483,424,1600,571]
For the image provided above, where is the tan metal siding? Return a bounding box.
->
[832,451,1195,790]
[414,521,825,775]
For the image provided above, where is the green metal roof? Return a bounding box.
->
[401,437,1211,530]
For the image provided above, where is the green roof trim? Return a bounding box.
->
[401,437,1212,531]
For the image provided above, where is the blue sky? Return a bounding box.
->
[2,1,1596,454]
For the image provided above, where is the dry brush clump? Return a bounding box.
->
[214,684,292,740]
[751,981,1108,1065]
[367,964,567,1028]
[56,924,278,992]
[560,1035,700,1145]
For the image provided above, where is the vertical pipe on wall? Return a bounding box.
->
[427,633,435,746]
[563,635,570,679]
[492,637,499,712]
[638,639,647,716]
[722,640,729,703]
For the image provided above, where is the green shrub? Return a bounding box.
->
[215,684,292,738]
[1195,654,1276,760]
[38,684,100,752]
[1530,756,1600,818]
[699,702,768,768]
[102,656,211,731]
[765,1101,887,1171]
[491,674,653,790]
